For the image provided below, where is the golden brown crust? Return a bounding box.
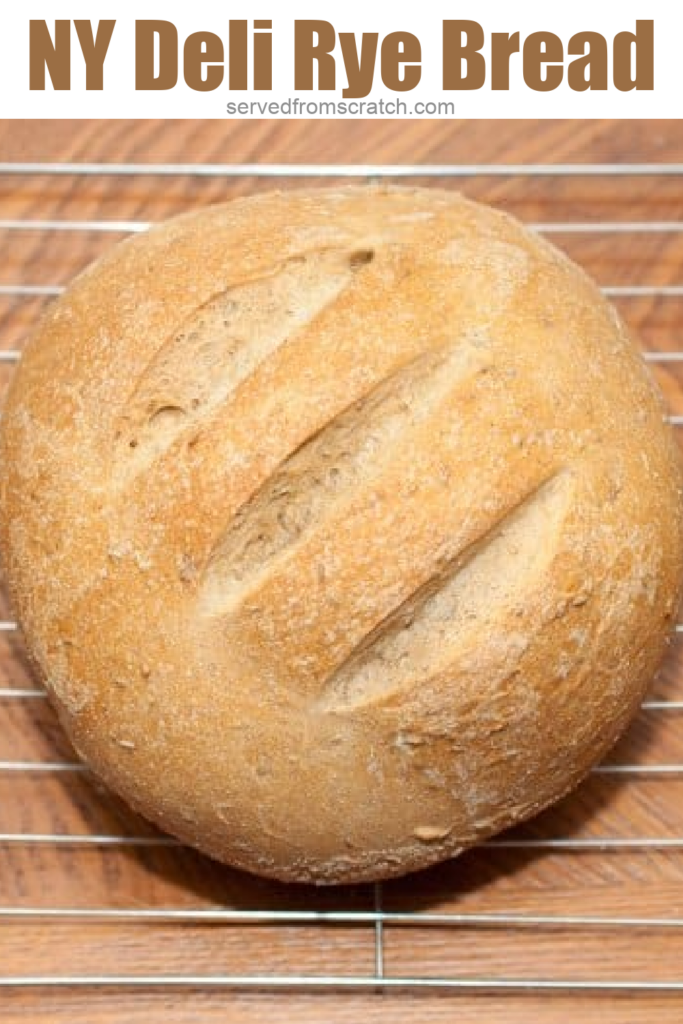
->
[1,184,682,883]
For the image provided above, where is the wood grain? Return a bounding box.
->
[1,118,683,1023]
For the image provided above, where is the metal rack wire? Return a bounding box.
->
[2,161,683,994]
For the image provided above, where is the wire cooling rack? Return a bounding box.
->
[2,161,683,997]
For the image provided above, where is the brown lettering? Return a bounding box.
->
[568,31,607,91]
[614,20,654,91]
[73,20,115,91]
[381,32,421,91]
[229,21,248,90]
[254,25,272,90]
[491,31,520,90]
[339,33,378,99]
[135,20,178,90]
[523,31,563,91]
[184,32,224,92]
[294,20,336,90]
[29,20,70,90]
[443,21,485,90]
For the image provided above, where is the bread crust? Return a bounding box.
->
[1,184,682,883]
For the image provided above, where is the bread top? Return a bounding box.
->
[1,184,682,883]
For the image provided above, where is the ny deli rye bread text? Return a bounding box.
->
[1,186,682,883]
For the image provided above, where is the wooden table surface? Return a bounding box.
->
[2,118,683,1023]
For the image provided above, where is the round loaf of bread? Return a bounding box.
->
[1,185,682,883]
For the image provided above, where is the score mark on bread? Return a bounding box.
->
[116,246,376,470]
[200,340,491,617]
[320,471,572,712]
